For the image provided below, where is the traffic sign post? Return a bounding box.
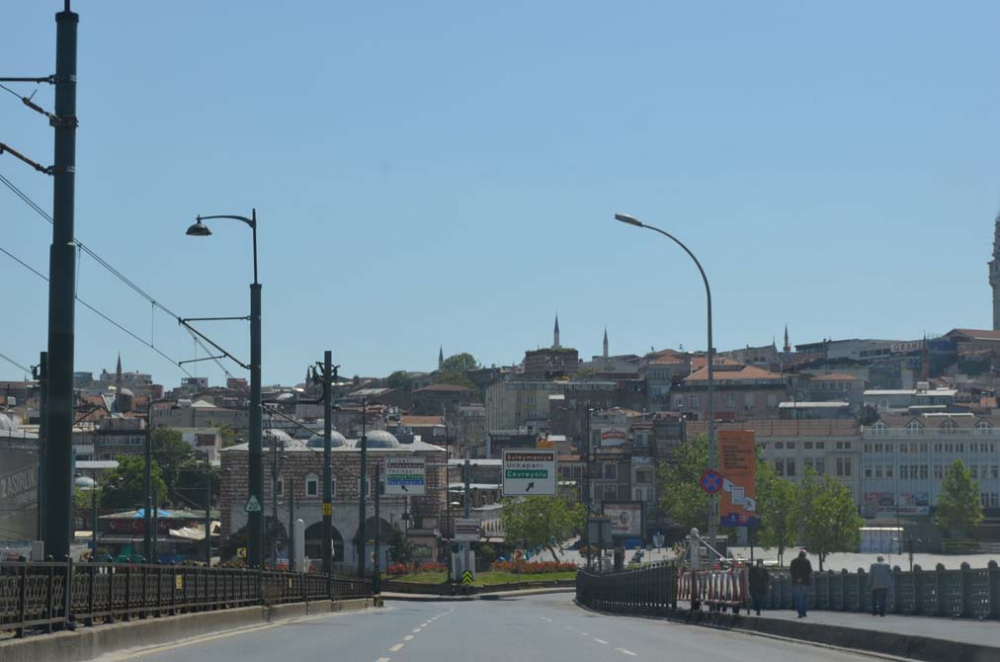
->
[502,449,557,496]
[244,495,262,513]
[700,469,723,495]
[385,457,426,495]
[453,518,480,542]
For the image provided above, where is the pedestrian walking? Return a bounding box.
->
[747,559,771,616]
[789,550,812,618]
[868,555,892,617]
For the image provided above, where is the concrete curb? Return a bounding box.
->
[0,598,375,662]
[575,601,999,662]
[384,587,576,602]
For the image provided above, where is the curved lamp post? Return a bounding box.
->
[185,209,263,567]
[613,212,718,558]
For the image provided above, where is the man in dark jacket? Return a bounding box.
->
[747,559,771,615]
[789,550,813,618]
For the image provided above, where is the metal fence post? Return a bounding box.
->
[960,562,972,619]
[913,564,924,616]
[934,564,946,617]
[16,563,27,638]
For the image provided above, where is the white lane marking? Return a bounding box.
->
[421,622,429,627]
[580,632,590,636]
[404,635,414,641]
[616,649,637,656]
[376,658,391,662]
[594,638,609,645]
[541,617,553,623]
[390,643,405,652]
[413,628,422,633]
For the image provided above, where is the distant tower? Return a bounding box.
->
[921,335,930,382]
[783,325,791,354]
[553,315,561,349]
[114,353,124,412]
[115,353,122,385]
[438,346,444,371]
[603,327,609,358]
[991,214,1000,330]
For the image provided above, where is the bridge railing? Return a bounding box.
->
[0,561,374,639]
[576,560,1000,621]
[576,563,677,614]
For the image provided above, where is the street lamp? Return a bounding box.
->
[185,209,263,567]
[613,212,719,558]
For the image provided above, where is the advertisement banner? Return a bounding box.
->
[599,428,627,447]
[718,430,759,527]
[0,448,39,543]
[603,502,643,538]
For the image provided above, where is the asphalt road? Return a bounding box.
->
[95,594,885,662]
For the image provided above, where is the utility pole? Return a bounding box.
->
[270,422,280,568]
[151,485,158,563]
[204,473,212,566]
[374,464,381,593]
[43,0,80,563]
[585,404,593,571]
[321,352,335,575]
[90,475,97,560]
[34,353,47,542]
[357,398,368,579]
[288,476,295,572]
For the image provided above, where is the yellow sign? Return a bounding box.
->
[175,575,183,590]
[237,547,247,559]
[322,502,332,516]
[462,570,474,585]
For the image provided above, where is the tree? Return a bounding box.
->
[217,423,238,448]
[100,456,168,511]
[387,524,414,564]
[755,460,798,566]
[657,434,710,534]
[934,459,983,538]
[798,470,863,570]
[151,427,194,491]
[386,370,413,391]
[441,353,478,374]
[436,371,477,391]
[501,496,584,560]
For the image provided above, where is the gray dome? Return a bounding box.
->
[75,475,96,488]
[364,430,400,449]
[307,431,347,449]
[263,429,295,449]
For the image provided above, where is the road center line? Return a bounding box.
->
[390,643,404,652]
[376,658,391,662]
[404,635,414,641]
[594,638,609,645]
[541,617,553,623]
[413,628,422,633]
[616,649,637,656]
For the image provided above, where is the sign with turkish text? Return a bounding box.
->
[718,430,759,527]
[600,427,627,447]
[384,457,426,495]
[453,518,480,542]
[502,449,557,496]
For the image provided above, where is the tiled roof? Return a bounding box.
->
[415,383,472,393]
[947,328,1000,341]
[874,413,1000,429]
[684,363,784,383]
[400,415,444,427]
[810,373,858,381]
[690,356,743,372]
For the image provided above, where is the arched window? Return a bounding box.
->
[305,473,319,498]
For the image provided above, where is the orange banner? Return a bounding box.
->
[718,430,759,527]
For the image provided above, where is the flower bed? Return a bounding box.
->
[490,561,578,574]
[387,562,448,575]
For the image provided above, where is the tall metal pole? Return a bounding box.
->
[614,214,717,559]
[357,398,367,578]
[36,352,48,541]
[374,464,381,593]
[43,0,79,563]
[90,476,97,560]
[248,210,263,568]
[288,476,295,571]
[322,351,333,574]
[270,421,279,568]
[204,473,212,566]
[144,411,153,562]
[585,405,593,571]
[151,485,158,563]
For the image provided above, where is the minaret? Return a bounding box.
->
[114,353,124,412]
[438,346,444,371]
[783,325,791,354]
[115,353,122,385]
[553,315,561,349]
[991,214,1000,331]
[603,327,609,358]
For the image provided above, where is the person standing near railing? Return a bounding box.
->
[790,550,812,618]
[868,555,892,617]
[748,559,771,616]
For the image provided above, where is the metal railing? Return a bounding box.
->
[577,561,1000,621]
[0,562,374,639]
[576,563,677,614]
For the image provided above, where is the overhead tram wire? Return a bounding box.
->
[0,242,193,378]
[0,351,31,375]
[0,171,237,380]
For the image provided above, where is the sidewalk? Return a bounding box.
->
[674,601,1000,662]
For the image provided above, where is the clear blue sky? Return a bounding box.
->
[2,1,1000,387]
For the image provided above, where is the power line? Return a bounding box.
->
[0,352,31,375]
[0,242,193,377]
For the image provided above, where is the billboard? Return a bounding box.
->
[603,502,643,538]
[0,448,39,543]
[718,430,759,527]
[863,491,929,517]
[599,427,627,447]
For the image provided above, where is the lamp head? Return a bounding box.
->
[185,218,213,237]
[614,213,643,228]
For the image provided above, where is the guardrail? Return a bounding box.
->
[578,560,1000,621]
[0,561,374,639]
[576,564,677,614]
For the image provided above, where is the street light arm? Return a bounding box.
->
[193,209,259,284]
[195,214,255,228]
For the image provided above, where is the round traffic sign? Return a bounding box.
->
[700,469,723,494]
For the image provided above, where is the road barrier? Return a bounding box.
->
[577,560,1000,621]
[0,561,373,639]
[576,563,677,614]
